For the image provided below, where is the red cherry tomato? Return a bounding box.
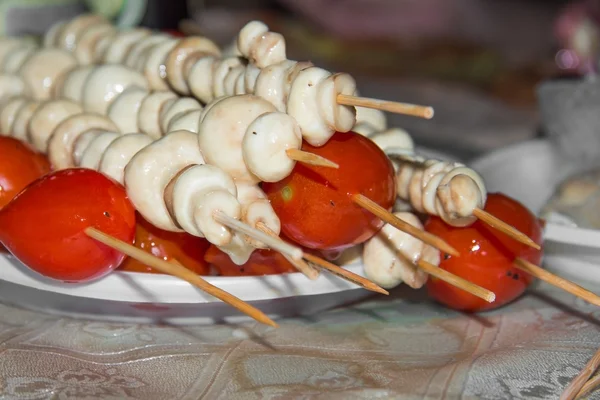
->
[262,131,396,251]
[424,192,543,312]
[0,136,51,209]
[0,169,136,282]
[204,245,297,276]
[119,213,210,275]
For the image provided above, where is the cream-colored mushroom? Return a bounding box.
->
[81,64,148,115]
[362,212,431,289]
[28,99,83,152]
[19,48,77,100]
[159,97,202,134]
[99,133,154,184]
[242,111,302,182]
[0,75,26,105]
[53,65,94,102]
[166,109,201,133]
[107,87,149,133]
[165,36,221,95]
[142,38,178,91]
[10,100,40,141]
[237,20,286,68]
[287,66,356,146]
[198,94,274,183]
[56,13,107,52]
[47,113,119,169]
[138,91,178,138]
[0,96,27,135]
[353,107,387,136]
[124,130,204,232]
[103,28,151,64]
[235,182,281,248]
[74,23,116,64]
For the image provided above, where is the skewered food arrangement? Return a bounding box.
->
[1,13,598,330]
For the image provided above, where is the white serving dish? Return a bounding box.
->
[0,253,374,325]
[471,139,600,292]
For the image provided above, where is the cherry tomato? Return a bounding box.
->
[204,245,297,276]
[262,131,395,251]
[0,169,136,282]
[424,192,543,312]
[0,136,51,209]
[119,213,210,275]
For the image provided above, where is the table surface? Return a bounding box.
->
[1,284,599,400]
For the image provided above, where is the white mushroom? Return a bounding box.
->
[28,99,83,152]
[165,36,221,95]
[19,48,78,100]
[107,87,149,133]
[198,94,274,183]
[47,113,119,169]
[137,91,177,138]
[99,133,154,184]
[103,28,151,64]
[124,130,204,232]
[81,64,148,115]
[159,97,202,134]
[363,212,432,289]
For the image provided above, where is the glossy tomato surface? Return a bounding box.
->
[262,131,396,251]
[0,137,51,209]
[0,169,136,282]
[204,245,297,276]
[119,213,210,275]
[425,192,543,312]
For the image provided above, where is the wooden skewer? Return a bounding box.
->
[255,223,320,280]
[473,208,541,250]
[515,258,600,307]
[302,252,389,295]
[414,258,496,303]
[286,148,339,169]
[337,94,434,120]
[255,222,387,294]
[84,227,278,328]
[351,194,460,257]
[575,370,600,399]
[212,211,303,261]
[561,345,600,400]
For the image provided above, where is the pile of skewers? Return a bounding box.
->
[0,13,598,398]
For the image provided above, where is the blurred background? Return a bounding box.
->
[2,0,598,158]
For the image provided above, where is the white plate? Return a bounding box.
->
[0,253,374,325]
[471,139,600,292]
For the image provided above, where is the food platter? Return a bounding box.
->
[0,145,455,324]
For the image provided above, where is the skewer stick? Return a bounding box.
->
[255,222,387,294]
[515,258,600,307]
[302,252,389,295]
[337,94,434,120]
[473,208,541,250]
[212,211,303,261]
[255,223,320,280]
[286,149,339,169]
[84,227,277,328]
[561,345,600,400]
[352,194,460,257]
[413,257,496,303]
[575,370,600,399]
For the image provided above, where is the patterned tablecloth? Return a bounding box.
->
[0,283,599,400]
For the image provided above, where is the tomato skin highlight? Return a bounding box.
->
[424,192,543,312]
[204,245,297,276]
[119,213,210,275]
[0,169,136,283]
[0,136,51,210]
[263,131,396,251]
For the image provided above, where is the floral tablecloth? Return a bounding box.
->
[0,283,599,400]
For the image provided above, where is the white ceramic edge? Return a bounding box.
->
[0,253,369,303]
